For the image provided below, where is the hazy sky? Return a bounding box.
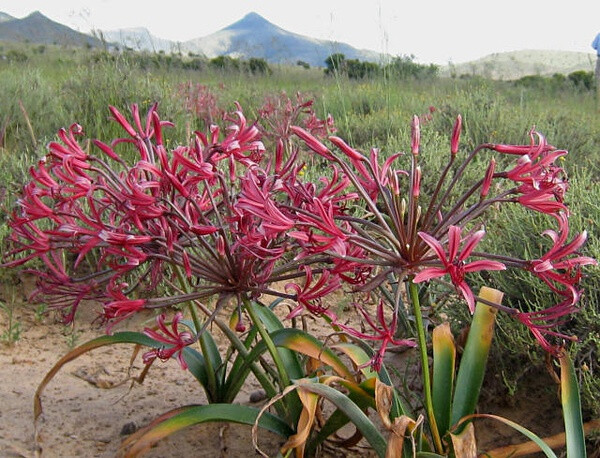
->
[1,0,598,64]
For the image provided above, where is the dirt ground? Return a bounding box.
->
[0,274,568,458]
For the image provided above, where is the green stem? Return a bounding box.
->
[187,300,283,416]
[408,280,443,454]
[215,319,279,401]
[243,296,291,390]
[174,267,218,399]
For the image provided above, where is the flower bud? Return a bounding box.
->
[412,165,421,198]
[451,114,462,155]
[411,115,420,156]
[480,158,496,198]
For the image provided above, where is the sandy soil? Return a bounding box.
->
[0,274,568,458]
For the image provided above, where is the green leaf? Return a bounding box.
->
[181,318,223,396]
[222,307,303,407]
[252,305,304,380]
[35,332,160,420]
[223,320,261,399]
[181,346,208,387]
[340,338,413,419]
[333,342,377,378]
[432,322,456,438]
[123,404,294,458]
[297,381,387,458]
[451,287,502,431]
[310,378,377,448]
[239,328,355,381]
[461,413,558,458]
[560,351,587,458]
[250,304,304,424]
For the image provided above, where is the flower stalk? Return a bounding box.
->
[409,279,443,454]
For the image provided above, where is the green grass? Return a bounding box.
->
[1,41,599,419]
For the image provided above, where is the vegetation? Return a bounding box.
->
[324,52,439,79]
[0,40,599,455]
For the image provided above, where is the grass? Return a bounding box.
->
[1,40,599,419]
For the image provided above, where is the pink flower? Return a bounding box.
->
[335,300,416,371]
[488,130,554,156]
[143,312,195,370]
[103,298,147,332]
[514,295,579,354]
[285,267,341,319]
[236,170,295,235]
[518,190,567,215]
[289,198,350,256]
[529,215,597,293]
[414,226,506,312]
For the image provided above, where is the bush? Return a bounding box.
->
[568,70,594,90]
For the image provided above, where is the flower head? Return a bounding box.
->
[414,226,506,312]
[143,313,196,370]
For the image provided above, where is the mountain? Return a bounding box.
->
[101,27,176,53]
[0,11,103,47]
[0,12,14,23]
[440,49,596,80]
[180,12,383,66]
[1,10,595,78]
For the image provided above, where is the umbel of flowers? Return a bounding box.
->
[3,99,595,371]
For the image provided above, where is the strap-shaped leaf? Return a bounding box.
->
[341,337,413,419]
[333,342,377,378]
[296,380,388,458]
[35,331,164,421]
[236,328,355,381]
[484,419,600,457]
[252,304,304,380]
[181,318,223,397]
[560,351,587,458]
[123,404,294,457]
[457,413,558,458]
[451,287,503,431]
[310,377,377,449]
[432,322,456,439]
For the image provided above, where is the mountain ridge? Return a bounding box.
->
[0,11,102,47]
[108,12,385,67]
[0,10,595,78]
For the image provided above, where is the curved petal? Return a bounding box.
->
[413,267,448,283]
[459,229,486,261]
[447,226,461,261]
[418,231,448,264]
[463,260,506,273]
[456,281,476,313]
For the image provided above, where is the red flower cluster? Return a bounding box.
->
[3,98,595,368]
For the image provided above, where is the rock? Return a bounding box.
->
[120,421,137,436]
[249,389,267,403]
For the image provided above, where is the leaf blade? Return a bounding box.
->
[124,404,294,458]
[560,351,587,458]
[451,287,502,431]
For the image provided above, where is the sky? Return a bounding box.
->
[0,0,599,65]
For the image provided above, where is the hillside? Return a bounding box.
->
[101,27,175,53]
[440,49,596,80]
[107,12,385,67]
[0,12,14,23]
[0,11,102,47]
